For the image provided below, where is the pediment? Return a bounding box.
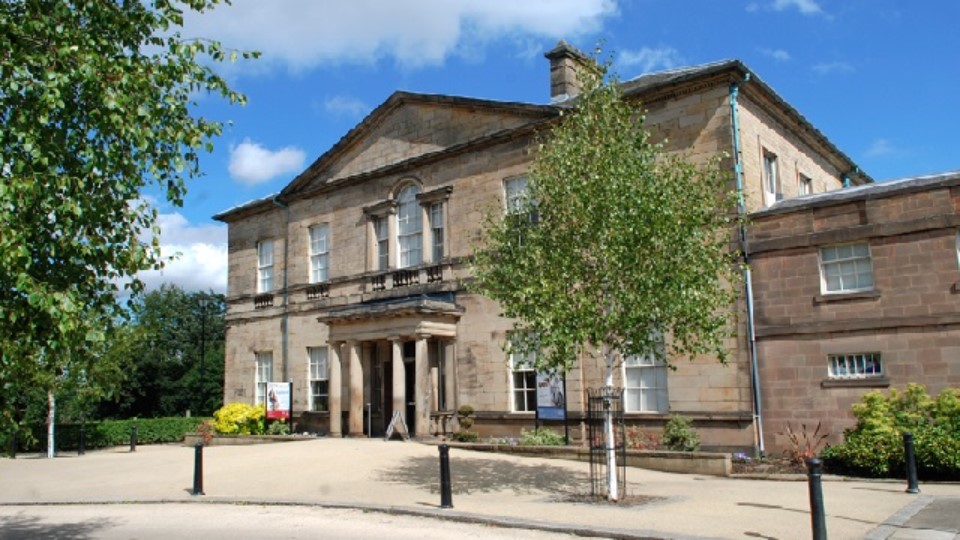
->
[281,93,554,197]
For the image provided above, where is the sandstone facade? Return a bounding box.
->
[215,44,869,452]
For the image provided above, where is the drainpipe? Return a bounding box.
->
[729,74,765,457]
[842,166,860,188]
[272,195,290,382]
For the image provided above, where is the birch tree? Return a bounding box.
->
[0,0,253,439]
[472,57,742,500]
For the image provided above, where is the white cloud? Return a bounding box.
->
[228,139,306,185]
[747,0,824,16]
[138,213,228,293]
[323,95,371,118]
[865,138,896,158]
[181,0,618,72]
[618,47,683,74]
[759,48,791,62]
[812,61,854,75]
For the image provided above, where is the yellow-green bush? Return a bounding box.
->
[212,403,264,435]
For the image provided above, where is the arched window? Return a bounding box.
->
[396,184,422,268]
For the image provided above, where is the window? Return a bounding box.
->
[308,347,329,411]
[257,240,274,293]
[623,341,669,413]
[510,349,537,412]
[763,151,780,205]
[828,353,882,379]
[254,351,273,405]
[820,244,873,293]
[373,216,389,271]
[799,175,813,196]
[309,224,329,283]
[504,176,530,213]
[396,184,422,268]
[429,202,444,262]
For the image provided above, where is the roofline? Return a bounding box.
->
[278,91,558,199]
[618,59,871,185]
[751,170,960,218]
[212,192,278,222]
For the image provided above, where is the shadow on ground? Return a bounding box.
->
[0,512,115,540]
[378,455,590,495]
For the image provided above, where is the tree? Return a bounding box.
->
[0,1,252,439]
[97,286,226,419]
[472,57,742,500]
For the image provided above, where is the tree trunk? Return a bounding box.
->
[47,391,55,459]
[604,351,618,501]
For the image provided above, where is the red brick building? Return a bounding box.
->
[749,170,960,450]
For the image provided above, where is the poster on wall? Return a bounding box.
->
[536,372,566,421]
[265,382,291,420]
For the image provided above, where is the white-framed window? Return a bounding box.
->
[257,240,274,293]
[254,351,273,405]
[429,202,444,262]
[504,176,530,213]
[309,224,329,283]
[308,347,329,412]
[763,150,780,206]
[820,243,874,293]
[396,184,422,268]
[799,175,813,196]
[510,349,537,413]
[623,344,669,413]
[373,216,389,271]
[828,353,883,379]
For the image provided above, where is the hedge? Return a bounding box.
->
[2,417,207,453]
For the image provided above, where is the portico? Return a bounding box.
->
[319,297,460,438]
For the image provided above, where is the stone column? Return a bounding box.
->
[390,337,406,434]
[430,366,439,412]
[346,340,364,437]
[328,341,342,438]
[444,341,456,412]
[414,335,431,438]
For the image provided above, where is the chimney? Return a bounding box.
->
[544,40,589,103]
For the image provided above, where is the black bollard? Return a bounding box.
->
[78,426,85,456]
[8,432,16,459]
[192,443,204,496]
[903,432,920,494]
[806,458,827,540]
[439,444,453,508]
[130,425,137,452]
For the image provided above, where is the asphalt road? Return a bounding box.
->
[0,503,614,540]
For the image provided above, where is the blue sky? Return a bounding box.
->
[141,0,960,293]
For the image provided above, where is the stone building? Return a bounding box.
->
[213,42,871,451]
[748,171,960,450]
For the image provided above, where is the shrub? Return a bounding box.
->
[780,421,829,466]
[519,428,565,446]
[212,403,265,435]
[267,421,290,436]
[625,426,661,450]
[822,385,960,479]
[662,415,700,452]
[451,430,479,443]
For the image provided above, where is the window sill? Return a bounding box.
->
[813,290,881,304]
[820,377,890,389]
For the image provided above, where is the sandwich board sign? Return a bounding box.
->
[265,382,292,421]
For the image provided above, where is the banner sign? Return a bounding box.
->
[265,382,291,420]
[536,372,566,421]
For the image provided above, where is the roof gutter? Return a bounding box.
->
[730,73,765,457]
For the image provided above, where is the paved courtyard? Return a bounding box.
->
[0,439,957,539]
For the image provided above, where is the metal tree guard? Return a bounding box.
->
[587,387,626,499]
